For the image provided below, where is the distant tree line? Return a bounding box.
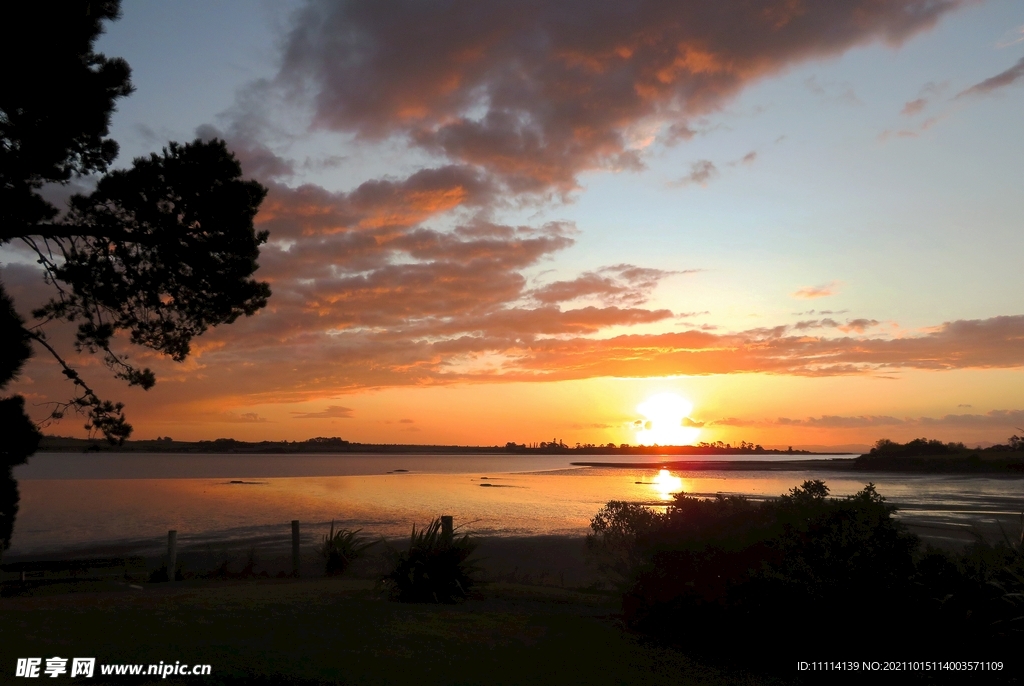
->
[854,435,1024,473]
[694,440,765,452]
[503,441,804,456]
[869,435,1024,456]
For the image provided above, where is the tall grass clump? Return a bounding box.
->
[381,517,479,603]
[317,522,379,576]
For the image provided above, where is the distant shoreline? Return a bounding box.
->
[36,437,1024,473]
[37,435,825,456]
[571,459,856,471]
[573,456,1024,475]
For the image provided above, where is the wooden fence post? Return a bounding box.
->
[167,530,177,582]
[441,515,453,542]
[291,520,300,577]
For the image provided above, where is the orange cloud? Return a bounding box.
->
[218,412,270,423]
[793,281,839,299]
[39,312,1024,410]
[12,236,1024,428]
[901,98,927,116]
[291,405,354,419]
[512,316,1024,380]
[256,165,497,240]
[712,409,1024,430]
[530,265,689,306]
[837,318,879,333]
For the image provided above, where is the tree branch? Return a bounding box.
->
[23,328,133,443]
[4,224,156,245]
[24,329,96,397]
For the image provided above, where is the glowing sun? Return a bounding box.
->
[634,392,701,446]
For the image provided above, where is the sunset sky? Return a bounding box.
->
[4,0,1024,450]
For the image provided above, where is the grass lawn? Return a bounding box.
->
[0,579,771,685]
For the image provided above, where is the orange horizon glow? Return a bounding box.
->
[23,368,1020,451]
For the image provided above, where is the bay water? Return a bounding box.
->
[8,452,1023,559]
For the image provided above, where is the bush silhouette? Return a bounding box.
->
[618,482,918,650]
[586,500,664,585]
[381,518,478,603]
[913,535,1024,648]
[602,480,1024,662]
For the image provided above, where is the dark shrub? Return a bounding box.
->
[587,500,664,584]
[620,481,921,652]
[381,518,478,603]
[913,536,1024,649]
[608,480,1024,667]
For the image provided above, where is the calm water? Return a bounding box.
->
[8,452,1023,557]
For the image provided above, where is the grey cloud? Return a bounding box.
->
[957,55,1024,98]
[274,0,965,194]
[676,160,718,187]
[794,318,839,330]
[196,124,295,181]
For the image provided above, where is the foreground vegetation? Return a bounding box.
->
[318,523,379,577]
[0,580,767,686]
[589,480,1024,668]
[381,518,480,603]
[4,497,1021,683]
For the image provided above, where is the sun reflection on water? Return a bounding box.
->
[652,469,683,501]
